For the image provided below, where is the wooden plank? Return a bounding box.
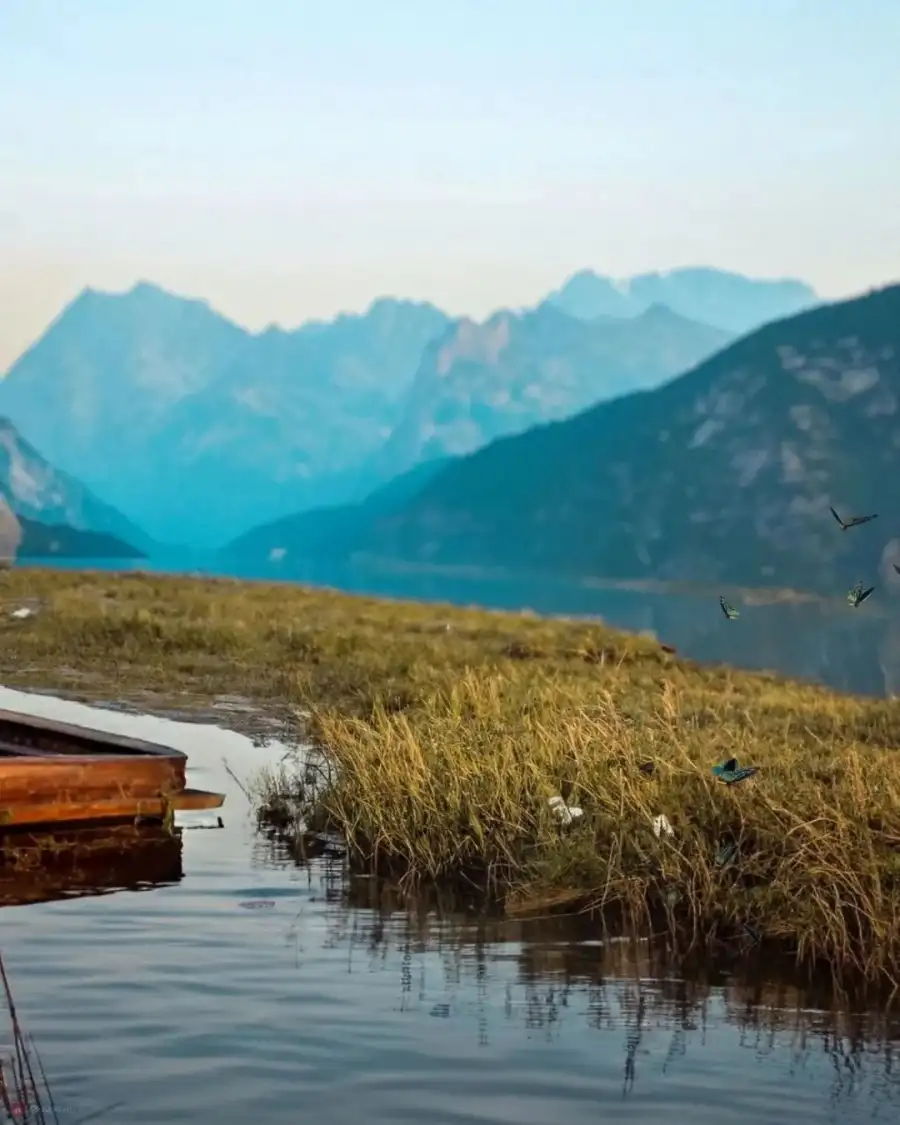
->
[170,788,226,811]
[0,822,175,849]
[10,784,180,805]
[0,788,224,828]
[0,756,185,801]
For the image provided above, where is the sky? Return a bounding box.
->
[1,0,899,370]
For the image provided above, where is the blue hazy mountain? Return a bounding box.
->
[227,283,900,598]
[545,266,819,333]
[16,517,146,560]
[141,297,451,547]
[0,281,248,546]
[0,416,149,557]
[0,267,818,550]
[222,456,451,565]
[364,301,732,486]
[0,284,450,547]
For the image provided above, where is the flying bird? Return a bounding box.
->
[847,582,875,608]
[719,597,740,621]
[830,506,878,531]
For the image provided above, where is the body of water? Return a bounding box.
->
[0,688,898,1124]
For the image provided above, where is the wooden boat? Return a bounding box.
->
[0,823,183,907]
[0,707,225,829]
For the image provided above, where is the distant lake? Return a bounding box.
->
[2,688,899,1125]
[29,553,900,698]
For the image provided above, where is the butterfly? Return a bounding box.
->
[719,597,740,620]
[830,506,878,531]
[847,582,875,608]
[714,841,739,868]
[712,757,759,785]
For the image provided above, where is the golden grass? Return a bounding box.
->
[3,565,900,981]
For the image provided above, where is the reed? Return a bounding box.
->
[0,952,58,1125]
[3,566,900,980]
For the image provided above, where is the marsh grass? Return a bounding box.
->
[3,567,900,981]
[305,673,900,979]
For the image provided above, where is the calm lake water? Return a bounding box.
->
[1,687,899,1124]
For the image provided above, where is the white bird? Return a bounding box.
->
[9,607,34,620]
[652,814,674,839]
[548,795,583,825]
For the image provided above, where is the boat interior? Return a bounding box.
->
[0,710,181,759]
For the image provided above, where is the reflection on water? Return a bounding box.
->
[33,555,900,697]
[0,691,898,1123]
[0,823,183,909]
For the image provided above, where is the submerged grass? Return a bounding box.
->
[3,566,900,981]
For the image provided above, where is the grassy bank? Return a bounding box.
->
[3,566,900,981]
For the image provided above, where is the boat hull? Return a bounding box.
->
[0,707,225,829]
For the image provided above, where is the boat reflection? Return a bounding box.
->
[0,822,184,908]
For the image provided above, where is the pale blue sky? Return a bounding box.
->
[1,0,898,367]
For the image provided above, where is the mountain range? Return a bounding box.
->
[0,266,818,549]
[545,267,817,332]
[228,283,900,599]
[0,285,450,547]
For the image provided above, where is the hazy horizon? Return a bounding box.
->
[2,0,898,371]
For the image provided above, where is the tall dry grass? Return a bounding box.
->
[298,670,900,981]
